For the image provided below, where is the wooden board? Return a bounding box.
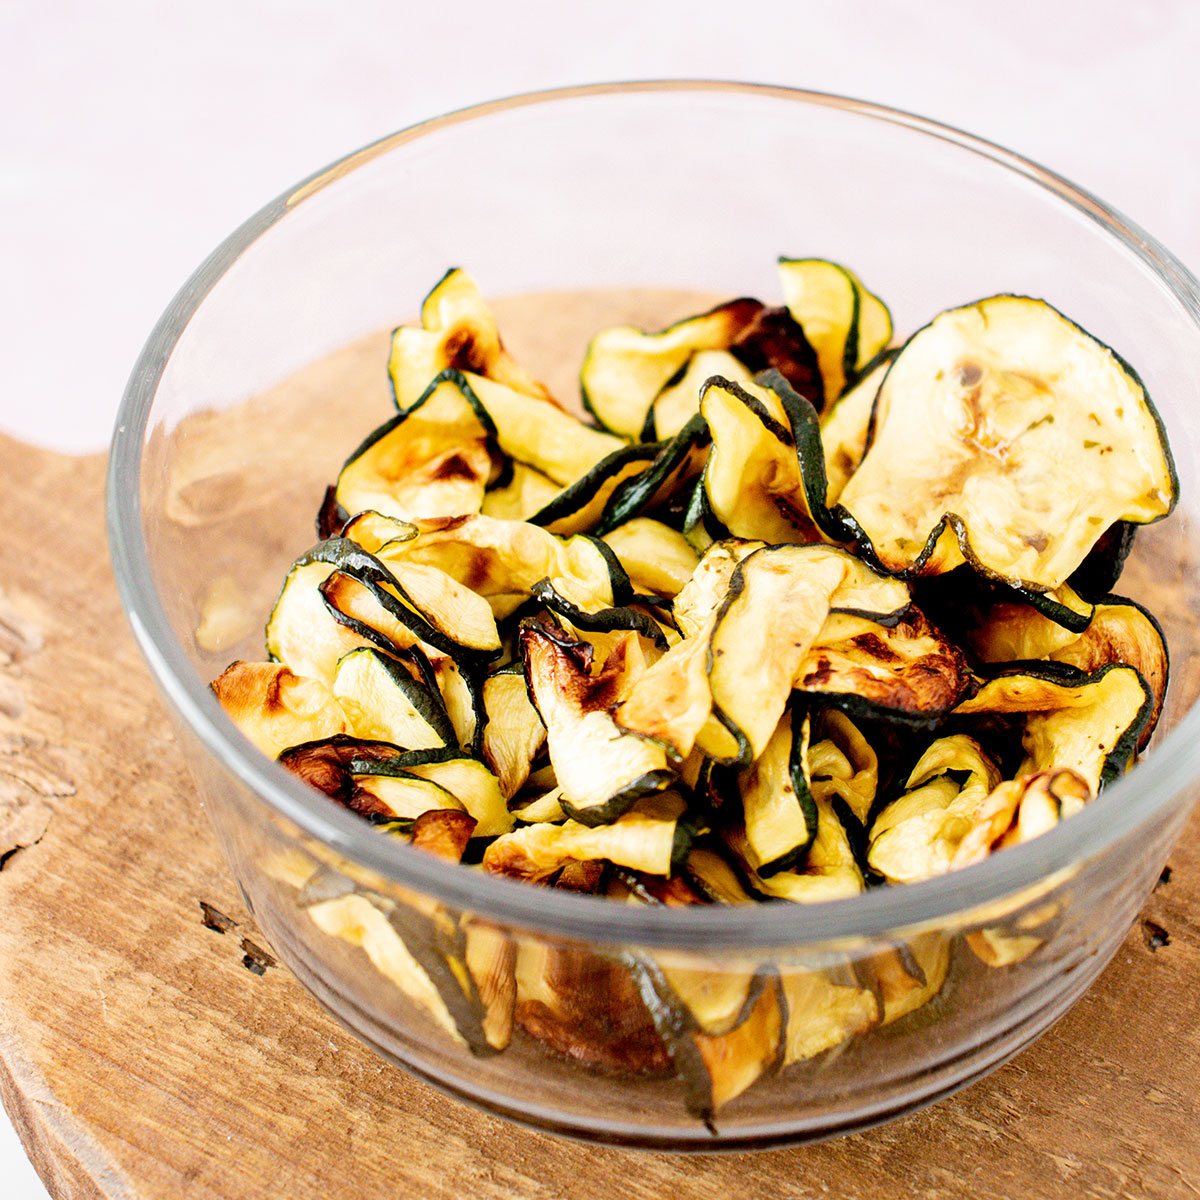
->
[2,421,1199,1195]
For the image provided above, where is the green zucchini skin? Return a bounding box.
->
[527,442,662,531]
[297,537,502,667]
[529,579,670,651]
[558,768,680,828]
[595,414,712,536]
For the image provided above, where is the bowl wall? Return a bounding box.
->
[111,83,1200,1147]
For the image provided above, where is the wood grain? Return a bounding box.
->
[2,327,1199,1197]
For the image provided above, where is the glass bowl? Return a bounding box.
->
[107,82,1200,1149]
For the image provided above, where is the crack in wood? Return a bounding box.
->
[240,938,278,977]
[0,832,45,873]
[199,900,238,935]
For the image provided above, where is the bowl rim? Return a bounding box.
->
[108,79,1200,949]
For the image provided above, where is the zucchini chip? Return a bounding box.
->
[953,662,1154,792]
[867,735,1003,884]
[601,518,700,599]
[628,955,784,1124]
[307,891,498,1055]
[595,413,712,535]
[521,622,675,823]
[370,514,622,620]
[211,661,348,758]
[351,753,513,837]
[726,788,865,904]
[796,607,973,726]
[649,349,754,441]
[389,267,556,409]
[331,647,456,750]
[806,711,878,827]
[964,593,1168,748]
[699,376,825,545]
[617,543,907,765]
[838,296,1178,590]
[480,460,563,522]
[950,768,1090,869]
[862,932,951,1026]
[778,965,879,1067]
[778,257,892,408]
[337,373,497,522]
[480,666,547,799]
[527,442,664,536]
[514,940,671,1073]
[735,710,818,877]
[581,297,820,440]
[705,545,907,763]
[820,356,890,504]
[482,792,696,881]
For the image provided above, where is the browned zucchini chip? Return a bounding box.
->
[628,954,784,1124]
[951,768,1090,869]
[521,622,675,823]
[778,964,878,1066]
[483,792,695,881]
[480,666,547,799]
[337,373,497,522]
[211,661,348,758]
[806,711,878,827]
[861,932,951,1026]
[389,267,557,409]
[838,296,1177,590]
[797,606,973,725]
[514,941,670,1073]
[581,297,820,441]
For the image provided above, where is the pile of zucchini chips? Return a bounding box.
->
[214,263,1175,1116]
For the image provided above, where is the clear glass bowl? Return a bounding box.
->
[107,82,1200,1149]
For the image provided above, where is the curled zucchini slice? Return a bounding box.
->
[521,622,674,824]
[778,257,892,408]
[820,356,890,504]
[953,662,1154,792]
[601,518,700,599]
[964,593,1168,748]
[838,296,1178,591]
[778,964,878,1067]
[337,373,497,522]
[480,666,546,799]
[867,735,1003,884]
[350,752,513,837]
[331,647,457,751]
[581,298,820,440]
[368,514,622,620]
[736,709,818,877]
[628,955,784,1125]
[307,890,499,1055]
[796,606,973,725]
[388,267,557,409]
[806,710,878,828]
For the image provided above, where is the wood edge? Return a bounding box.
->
[0,1027,135,1200]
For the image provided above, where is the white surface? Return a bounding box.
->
[2,2,1198,1195]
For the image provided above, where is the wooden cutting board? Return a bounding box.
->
[2,431,1199,1200]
